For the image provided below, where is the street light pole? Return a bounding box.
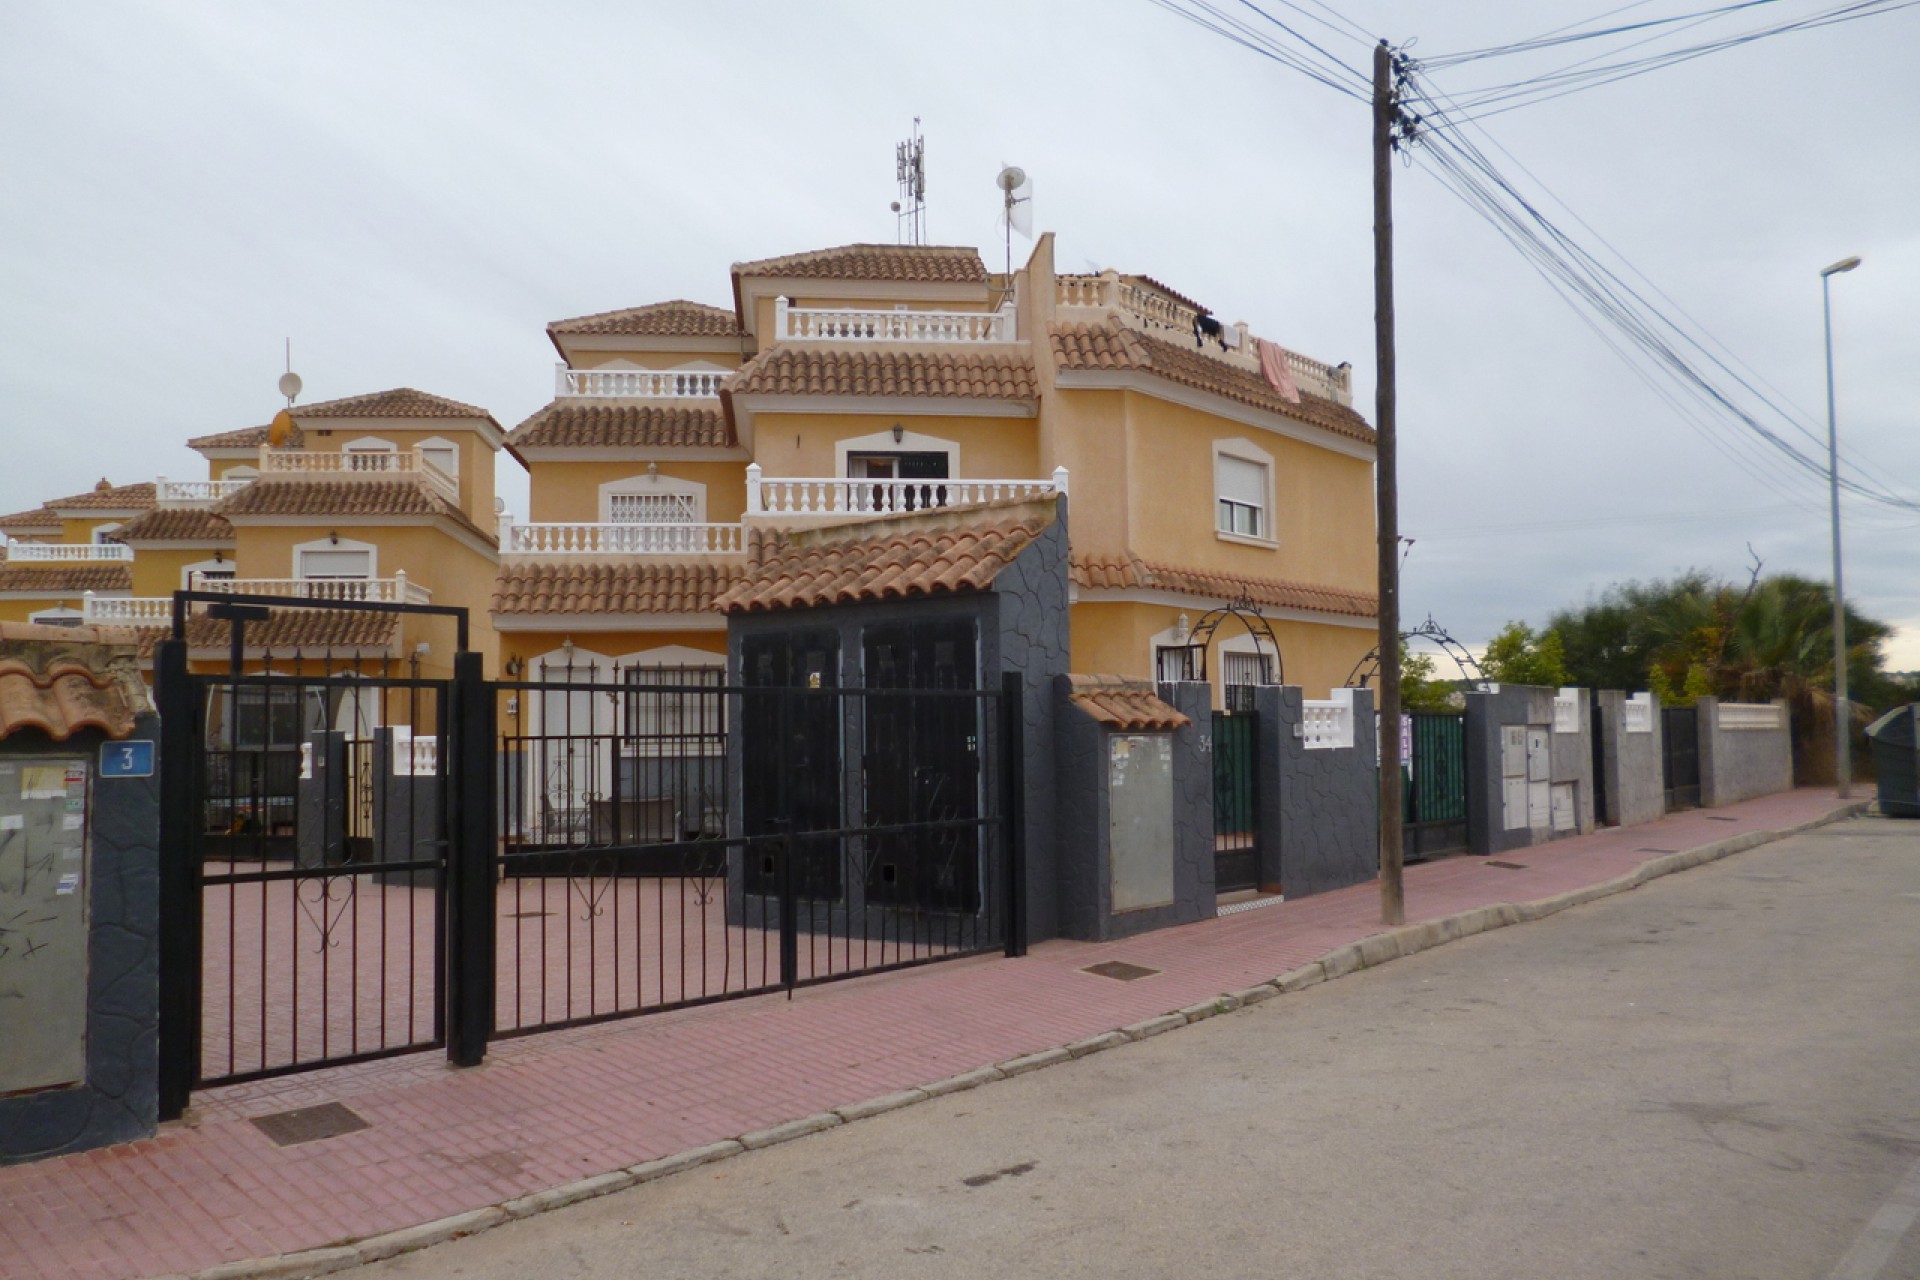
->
[1821,254,1862,798]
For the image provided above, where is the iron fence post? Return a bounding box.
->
[446,650,495,1067]
[155,639,200,1120]
[1000,672,1027,957]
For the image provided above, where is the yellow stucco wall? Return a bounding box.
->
[129,547,228,596]
[273,427,498,530]
[1068,600,1373,702]
[526,461,748,525]
[745,412,1039,481]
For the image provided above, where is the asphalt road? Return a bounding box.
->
[368,816,1920,1280]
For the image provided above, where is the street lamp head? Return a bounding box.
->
[1821,255,1863,277]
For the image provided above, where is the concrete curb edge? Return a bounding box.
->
[180,801,1867,1280]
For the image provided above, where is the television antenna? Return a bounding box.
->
[996,164,1032,279]
[893,120,926,245]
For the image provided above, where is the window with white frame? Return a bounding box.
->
[28,607,85,628]
[417,437,458,486]
[91,523,122,545]
[1222,650,1274,689]
[1215,453,1269,539]
[343,436,396,472]
[601,472,705,524]
[1155,645,1195,683]
[295,536,375,580]
[182,558,234,588]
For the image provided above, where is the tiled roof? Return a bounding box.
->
[1065,674,1191,732]
[729,348,1038,401]
[508,402,737,451]
[1071,552,1377,619]
[110,508,234,543]
[0,623,148,741]
[126,609,401,661]
[1049,322,1374,444]
[0,564,134,595]
[0,507,61,533]
[716,496,1055,615]
[186,422,301,450]
[289,388,491,420]
[491,561,744,616]
[732,243,989,285]
[216,479,495,545]
[549,300,743,338]
[45,481,157,513]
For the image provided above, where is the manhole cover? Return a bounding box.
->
[250,1102,370,1147]
[1081,961,1162,982]
[1485,860,1528,870]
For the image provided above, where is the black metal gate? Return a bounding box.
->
[1662,705,1700,811]
[1402,711,1468,859]
[1212,692,1259,892]
[490,652,1020,1039]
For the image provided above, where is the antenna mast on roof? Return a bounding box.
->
[893,119,926,246]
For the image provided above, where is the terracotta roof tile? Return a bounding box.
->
[289,387,492,421]
[733,243,988,285]
[0,564,134,595]
[729,347,1037,401]
[0,622,148,741]
[716,496,1056,615]
[45,481,157,513]
[186,422,301,450]
[126,610,402,661]
[1050,322,1374,445]
[110,508,234,543]
[1066,675,1191,732]
[508,402,737,451]
[548,300,743,338]
[0,507,61,534]
[1071,552,1376,619]
[491,561,744,616]
[216,479,496,545]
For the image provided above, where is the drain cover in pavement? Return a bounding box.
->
[1081,961,1162,982]
[1485,860,1528,870]
[250,1102,369,1147]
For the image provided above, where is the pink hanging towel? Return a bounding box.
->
[1256,338,1303,404]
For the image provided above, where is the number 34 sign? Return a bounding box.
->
[100,740,155,779]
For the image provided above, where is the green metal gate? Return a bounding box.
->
[1212,708,1259,892]
[1402,711,1467,860]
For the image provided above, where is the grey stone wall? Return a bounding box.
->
[1596,691,1665,827]
[1698,697,1794,808]
[1549,689,1597,836]
[0,714,161,1164]
[1466,685,1594,854]
[1050,679,1214,942]
[1261,685,1379,898]
[371,728,442,885]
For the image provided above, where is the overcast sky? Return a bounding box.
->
[3,1,1914,671]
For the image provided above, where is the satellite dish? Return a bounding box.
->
[997,164,1033,239]
[997,165,1026,193]
[267,408,296,447]
[277,371,303,403]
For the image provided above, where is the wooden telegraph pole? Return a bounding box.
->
[1373,39,1405,926]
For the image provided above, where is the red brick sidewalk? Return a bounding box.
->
[0,790,1858,1280]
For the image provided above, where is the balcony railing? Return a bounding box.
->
[1302,689,1358,750]
[257,446,458,504]
[1623,692,1654,734]
[775,296,1015,344]
[155,477,253,507]
[5,539,133,563]
[745,465,1068,518]
[503,521,746,556]
[80,573,431,625]
[1055,270,1353,406]
[554,366,726,400]
[1553,688,1582,734]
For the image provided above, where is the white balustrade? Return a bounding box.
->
[775,296,1015,344]
[155,476,253,507]
[745,465,1068,518]
[1553,688,1582,734]
[390,729,439,777]
[191,573,432,605]
[80,594,170,625]
[554,366,726,399]
[1301,688,1357,750]
[6,538,133,562]
[1718,702,1784,731]
[504,522,746,555]
[1623,692,1654,734]
[257,446,458,503]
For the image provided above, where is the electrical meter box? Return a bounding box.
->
[0,755,92,1095]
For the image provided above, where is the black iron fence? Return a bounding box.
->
[1402,711,1468,860]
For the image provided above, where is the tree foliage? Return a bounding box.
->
[1479,621,1570,688]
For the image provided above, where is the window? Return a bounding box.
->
[622,665,726,755]
[1216,454,1268,539]
[1155,645,1195,682]
[28,608,84,628]
[298,549,372,579]
[609,492,697,523]
[417,438,459,487]
[92,523,122,545]
[1222,650,1274,689]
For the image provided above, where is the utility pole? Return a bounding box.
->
[1373,40,1405,926]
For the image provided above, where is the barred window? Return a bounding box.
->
[622,664,725,755]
